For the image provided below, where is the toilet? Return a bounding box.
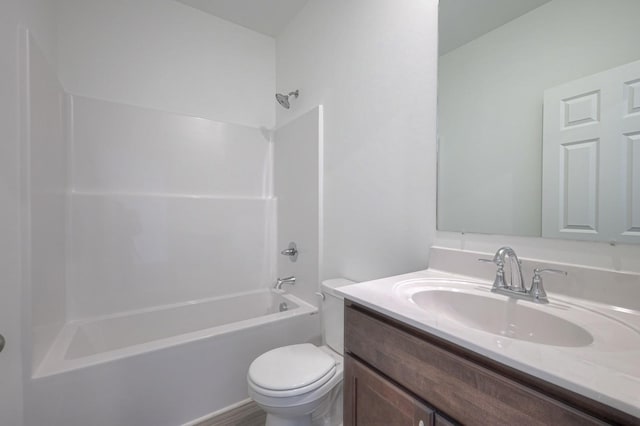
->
[247,278,354,426]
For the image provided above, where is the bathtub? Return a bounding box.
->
[27,289,320,426]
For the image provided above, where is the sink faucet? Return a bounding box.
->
[274,276,296,290]
[479,247,567,303]
[479,246,525,292]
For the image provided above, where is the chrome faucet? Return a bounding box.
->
[274,276,296,290]
[479,247,566,303]
[479,246,525,292]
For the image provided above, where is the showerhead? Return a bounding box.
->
[275,90,299,109]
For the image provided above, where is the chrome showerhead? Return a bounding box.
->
[275,90,299,109]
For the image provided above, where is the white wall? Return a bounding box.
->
[19,0,58,67]
[25,34,68,372]
[68,96,273,318]
[438,0,640,236]
[436,231,640,274]
[0,4,25,425]
[274,107,323,304]
[1,0,59,424]
[276,0,439,283]
[57,0,276,129]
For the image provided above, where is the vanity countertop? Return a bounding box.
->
[336,268,640,419]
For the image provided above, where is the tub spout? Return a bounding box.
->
[274,276,296,290]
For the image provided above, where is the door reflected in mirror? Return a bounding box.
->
[436,0,640,243]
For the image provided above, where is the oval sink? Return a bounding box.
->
[411,290,594,347]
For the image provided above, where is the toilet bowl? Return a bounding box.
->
[247,278,354,426]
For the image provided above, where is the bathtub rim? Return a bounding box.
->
[33,289,317,379]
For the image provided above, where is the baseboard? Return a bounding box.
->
[183,399,266,426]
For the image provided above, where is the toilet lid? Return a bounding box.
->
[248,344,336,391]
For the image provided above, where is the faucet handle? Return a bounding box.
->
[478,258,507,290]
[280,242,298,262]
[529,268,568,303]
[478,257,503,266]
[534,268,568,276]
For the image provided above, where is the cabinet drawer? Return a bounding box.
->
[345,304,605,426]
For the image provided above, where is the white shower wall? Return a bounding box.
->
[4,0,61,420]
[67,97,274,318]
[23,33,69,372]
[70,97,271,196]
[51,0,279,320]
[274,107,323,305]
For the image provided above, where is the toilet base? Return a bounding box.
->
[265,412,311,426]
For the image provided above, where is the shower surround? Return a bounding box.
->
[21,6,323,421]
[66,95,275,318]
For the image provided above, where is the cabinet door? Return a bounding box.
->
[435,414,457,426]
[344,354,434,426]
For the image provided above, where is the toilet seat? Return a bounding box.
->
[249,368,337,398]
[248,343,337,398]
[248,346,344,413]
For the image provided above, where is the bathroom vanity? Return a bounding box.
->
[344,302,633,425]
[338,251,640,425]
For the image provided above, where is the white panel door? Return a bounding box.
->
[618,66,640,242]
[543,59,640,244]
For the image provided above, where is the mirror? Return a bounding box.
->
[437,0,640,243]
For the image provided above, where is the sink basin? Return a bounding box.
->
[411,289,594,347]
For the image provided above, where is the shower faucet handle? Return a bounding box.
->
[280,242,298,262]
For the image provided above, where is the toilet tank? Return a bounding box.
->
[321,278,356,354]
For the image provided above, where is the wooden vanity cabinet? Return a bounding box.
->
[344,301,637,426]
[344,355,434,426]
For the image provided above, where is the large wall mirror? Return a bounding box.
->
[437,0,640,244]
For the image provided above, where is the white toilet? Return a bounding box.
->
[247,278,354,426]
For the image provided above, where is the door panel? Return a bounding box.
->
[543,59,640,243]
[560,139,599,232]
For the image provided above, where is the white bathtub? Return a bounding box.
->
[27,289,320,426]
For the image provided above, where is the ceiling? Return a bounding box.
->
[174,0,552,47]
[439,0,552,55]
[174,0,310,37]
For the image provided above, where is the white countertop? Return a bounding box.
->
[336,268,640,419]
